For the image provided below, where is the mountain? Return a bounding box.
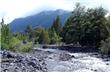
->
[10,9,71,32]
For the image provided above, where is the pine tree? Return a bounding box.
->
[49,29,62,44]
[25,25,34,41]
[62,3,85,44]
[1,18,12,50]
[51,16,62,35]
[38,29,50,44]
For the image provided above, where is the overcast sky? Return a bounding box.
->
[0,0,110,24]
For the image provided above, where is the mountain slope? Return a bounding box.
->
[10,9,71,32]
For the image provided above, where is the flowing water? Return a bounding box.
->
[36,48,110,72]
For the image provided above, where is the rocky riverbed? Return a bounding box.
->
[0,48,110,72]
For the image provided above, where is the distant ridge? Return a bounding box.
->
[10,9,71,32]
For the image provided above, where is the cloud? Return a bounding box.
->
[0,0,110,24]
[0,0,44,23]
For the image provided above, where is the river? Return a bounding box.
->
[36,48,110,72]
[1,48,110,72]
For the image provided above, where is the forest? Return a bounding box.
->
[1,3,110,54]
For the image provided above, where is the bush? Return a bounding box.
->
[1,43,9,50]
[1,37,21,51]
[1,37,33,52]
[99,37,110,54]
[9,37,21,51]
[18,42,33,52]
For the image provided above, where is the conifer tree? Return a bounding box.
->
[38,29,50,44]
[1,18,12,50]
[25,25,34,41]
[51,16,62,35]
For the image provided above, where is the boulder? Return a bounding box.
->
[59,52,74,61]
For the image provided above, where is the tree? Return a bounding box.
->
[1,18,12,50]
[62,3,85,44]
[62,17,74,44]
[99,16,110,54]
[13,32,27,44]
[62,3,108,47]
[25,25,35,41]
[33,27,44,44]
[80,7,108,47]
[49,29,62,44]
[51,16,62,35]
[1,19,33,52]
[38,29,50,44]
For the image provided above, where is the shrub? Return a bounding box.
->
[1,43,9,50]
[9,37,21,51]
[18,42,33,52]
[2,37,33,53]
[1,37,21,51]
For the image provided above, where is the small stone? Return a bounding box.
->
[48,57,52,59]
[71,55,75,58]
[94,69,97,72]
[106,63,109,65]
[3,69,8,72]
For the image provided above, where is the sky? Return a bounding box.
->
[0,0,110,24]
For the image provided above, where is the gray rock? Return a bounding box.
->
[1,51,15,58]
[59,52,74,61]
[1,50,47,72]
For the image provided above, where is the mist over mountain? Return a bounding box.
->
[10,9,71,32]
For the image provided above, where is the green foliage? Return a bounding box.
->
[34,27,44,44]
[18,42,33,52]
[51,16,62,35]
[38,29,50,44]
[14,33,27,41]
[49,16,62,44]
[1,19,12,50]
[9,37,33,52]
[62,3,85,44]
[25,25,35,41]
[99,21,110,54]
[78,7,108,47]
[9,37,21,51]
[62,3,108,47]
[1,19,32,52]
[100,37,110,54]
[1,43,9,50]
[49,29,62,44]
[106,16,110,30]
